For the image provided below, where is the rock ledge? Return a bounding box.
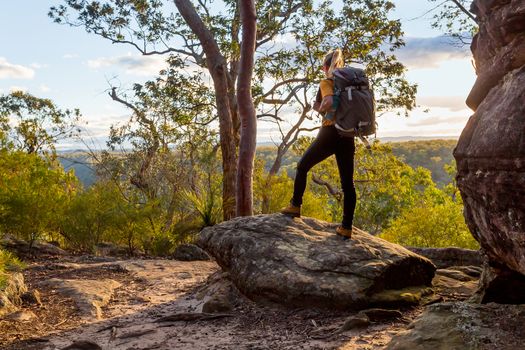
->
[198,214,436,310]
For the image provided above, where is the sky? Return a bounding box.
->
[0,0,476,149]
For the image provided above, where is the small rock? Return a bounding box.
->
[197,272,243,313]
[359,308,402,322]
[340,315,370,331]
[61,341,102,350]
[41,278,121,320]
[21,289,42,307]
[172,244,210,261]
[94,242,133,257]
[202,296,233,313]
[177,272,193,279]
[0,295,17,316]
[1,235,67,256]
[0,272,28,317]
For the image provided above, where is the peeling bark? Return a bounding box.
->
[174,0,237,220]
[236,0,257,216]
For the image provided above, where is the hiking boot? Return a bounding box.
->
[280,204,301,218]
[336,226,353,239]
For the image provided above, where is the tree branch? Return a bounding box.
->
[450,0,478,23]
[261,78,309,100]
[312,174,342,200]
[256,2,302,48]
[262,84,307,105]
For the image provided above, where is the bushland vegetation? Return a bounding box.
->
[0,1,479,266]
[0,104,477,255]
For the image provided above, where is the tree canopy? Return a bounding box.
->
[50,0,418,218]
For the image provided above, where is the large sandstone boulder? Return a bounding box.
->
[198,214,435,310]
[454,0,525,302]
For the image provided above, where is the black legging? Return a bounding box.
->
[292,125,356,228]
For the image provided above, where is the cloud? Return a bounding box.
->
[87,53,167,76]
[396,36,471,69]
[0,57,35,79]
[407,114,469,127]
[63,53,79,59]
[30,63,47,69]
[39,84,50,92]
[417,96,468,111]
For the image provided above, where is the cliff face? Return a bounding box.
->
[454,0,525,302]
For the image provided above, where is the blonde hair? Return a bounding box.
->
[323,48,344,78]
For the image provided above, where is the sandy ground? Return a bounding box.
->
[0,256,444,350]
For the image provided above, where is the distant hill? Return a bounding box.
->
[256,139,458,187]
[257,136,458,146]
[389,139,457,186]
[58,138,458,188]
[57,152,97,188]
[379,136,458,143]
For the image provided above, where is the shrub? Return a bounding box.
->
[380,194,478,249]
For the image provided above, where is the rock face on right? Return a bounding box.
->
[454,0,525,302]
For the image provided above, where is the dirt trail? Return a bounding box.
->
[0,256,460,350]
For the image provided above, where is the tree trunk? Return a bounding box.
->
[236,0,257,216]
[174,0,237,220]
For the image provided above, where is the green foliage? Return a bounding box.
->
[33,1,475,252]
[86,128,224,255]
[0,91,81,155]
[0,248,25,291]
[256,138,476,248]
[380,189,478,249]
[0,249,24,273]
[51,0,418,136]
[287,138,434,234]
[60,178,167,254]
[61,182,122,251]
[253,158,293,214]
[0,150,78,245]
[353,142,435,234]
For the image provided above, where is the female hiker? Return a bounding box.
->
[281,48,356,239]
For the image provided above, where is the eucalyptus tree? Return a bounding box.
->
[50,0,294,219]
[0,91,81,155]
[50,0,416,218]
[236,0,257,216]
[97,56,217,234]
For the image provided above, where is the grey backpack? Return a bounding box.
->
[332,67,376,138]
